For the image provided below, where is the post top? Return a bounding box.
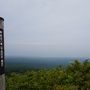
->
[0,17,4,21]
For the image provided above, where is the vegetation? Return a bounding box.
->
[6,60,90,90]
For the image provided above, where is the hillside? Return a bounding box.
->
[6,60,90,90]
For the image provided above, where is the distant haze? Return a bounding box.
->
[0,0,90,57]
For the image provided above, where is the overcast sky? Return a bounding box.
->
[0,0,90,57]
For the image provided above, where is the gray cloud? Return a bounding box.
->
[0,0,90,57]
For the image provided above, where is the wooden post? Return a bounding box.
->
[0,17,5,90]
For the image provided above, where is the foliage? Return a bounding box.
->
[6,60,90,90]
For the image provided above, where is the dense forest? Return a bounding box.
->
[6,60,90,90]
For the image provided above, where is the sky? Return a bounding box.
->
[0,0,90,57]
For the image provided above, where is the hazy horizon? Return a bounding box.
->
[0,0,90,57]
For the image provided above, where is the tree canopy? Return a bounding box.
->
[6,60,90,90]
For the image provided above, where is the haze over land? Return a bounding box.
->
[0,0,90,57]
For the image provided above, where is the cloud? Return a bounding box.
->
[0,0,90,57]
